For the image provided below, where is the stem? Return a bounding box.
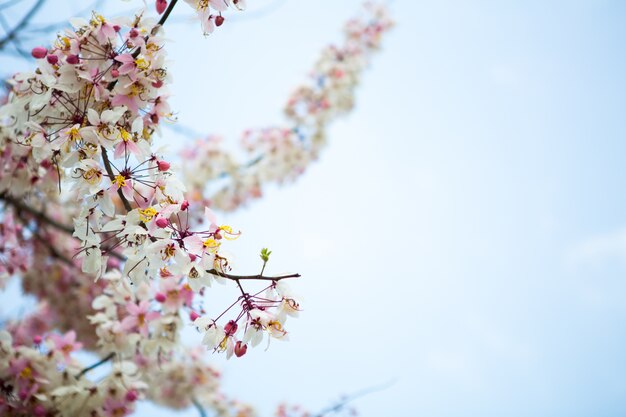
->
[191,397,207,417]
[206,269,300,281]
[101,147,133,213]
[0,193,73,234]
[0,0,45,50]
[75,352,115,379]
[157,0,179,27]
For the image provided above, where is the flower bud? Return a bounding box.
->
[156,217,169,228]
[157,160,170,171]
[129,28,139,38]
[66,54,79,65]
[156,0,168,14]
[33,335,42,344]
[46,54,59,65]
[181,200,189,211]
[155,292,166,302]
[125,389,139,402]
[224,320,238,336]
[111,68,120,78]
[31,46,47,59]
[234,341,247,357]
[190,311,200,322]
[216,15,225,26]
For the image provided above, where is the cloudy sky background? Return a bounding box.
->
[2,0,626,416]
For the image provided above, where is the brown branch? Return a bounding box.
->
[0,0,45,50]
[0,192,73,234]
[75,352,115,379]
[100,147,133,213]
[206,269,300,281]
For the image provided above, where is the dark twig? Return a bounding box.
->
[75,352,115,379]
[206,269,300,282]
[0,192,74,234]
[101,146,133,213]
[191,397,208,417]
[0,0,45,50]
[313,379,397,417]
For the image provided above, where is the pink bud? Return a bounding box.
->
[181,200,189,211]
[215,15,225,27]
[152,79,164,88]
[189,311,200,322]
[46,54,58,65]
[66,54,79,65]
[157,160,170,171]
[188,253,197,262]
[125,389,139,402]
[224,320,238,336]
[111,68,120,78]
[156,217,168,228]
[33,335,42,344]
[234,341,247,357]
[31,46,47,59]
[129,28,139,38]
[155,292,166,302]
[156,0,168,14]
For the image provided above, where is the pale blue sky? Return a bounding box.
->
[2,1,626,416]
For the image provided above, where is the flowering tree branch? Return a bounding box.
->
[0,0,45,50]
[0,2,392,416]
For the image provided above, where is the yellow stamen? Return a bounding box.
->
[139,207,157,223]
[114,174,126,188]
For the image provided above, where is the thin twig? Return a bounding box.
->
[206,269,300,281]
[0,192,74,234]
[0,0,45,50]
[101,147,133,212]
[75,352,115,379]
[313,379,397,417]
[191,397,208,417]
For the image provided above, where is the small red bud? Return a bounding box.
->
[156,217,168,228]
[189,311,200,322]
[156,0,168,14]
[215,15,225,26]
[181,200,189,211]
[188,253,197,262]
[111,68,120,78]
[234,341,247,357]
[125,389,138,402]
[152,79,164,88]
[224,320,238,336]
[46,54,58,65]
[66,54,79,65]
[33,335,42,344]
[31,46,47,59]
[157,160,170,171]
[129,28,139,38]
[155,292,166,302]
[113,25,121,32]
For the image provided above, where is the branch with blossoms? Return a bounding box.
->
[0,1,392,416]
[180,3,394,211]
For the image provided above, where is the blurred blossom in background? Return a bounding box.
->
[2,0,626,416]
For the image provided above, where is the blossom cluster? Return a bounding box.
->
[181,3,394,211]
[0,2,391,416]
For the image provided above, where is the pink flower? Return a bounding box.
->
[120,301,160,337]
[49,330,83,361]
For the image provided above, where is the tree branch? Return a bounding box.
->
[101,147,133,213]
[206,269,300,281]
[75,352,115,379]
[0,192,74,234]
[0,0,45,50]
